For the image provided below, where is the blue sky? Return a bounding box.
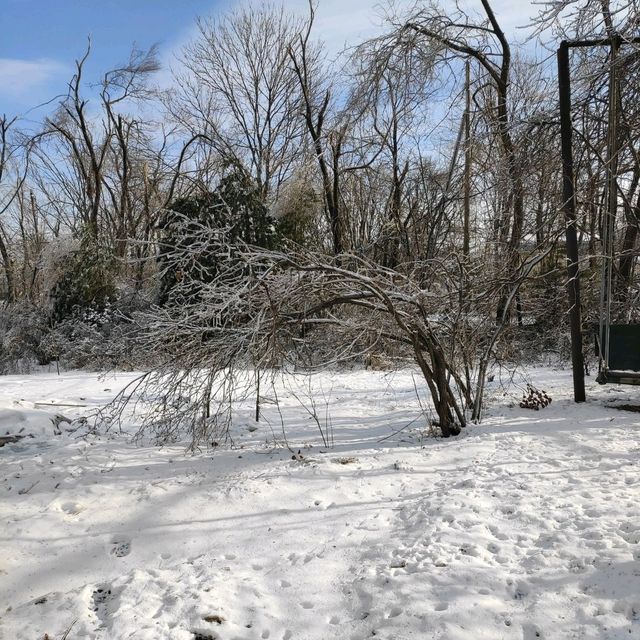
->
[0,0,535,120]
[0,0,217,116]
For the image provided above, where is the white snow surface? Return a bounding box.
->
[1,366,640,640]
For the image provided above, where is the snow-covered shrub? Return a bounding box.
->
[0,277,154,373]
[49,234,117,323]
[43,304,121,370]
[157,165,276,306]
[43,285,155,370]
[107,225,473,444]
[0,303,51,373]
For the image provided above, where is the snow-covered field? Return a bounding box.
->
[1,366,640,640]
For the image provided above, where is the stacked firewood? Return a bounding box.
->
[519,384,552,410]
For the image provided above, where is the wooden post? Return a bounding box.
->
[557,41,586,402]
[463,60,471,261]
[599,36,620,371]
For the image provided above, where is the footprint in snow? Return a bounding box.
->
[92,584,112,608]
[522,623,543,639]
[60,501,83,515]
[488,525,509,541]
[509,580,530,600]
[109,535,131,557]
[619,529,640,545]
[91,582,118,624]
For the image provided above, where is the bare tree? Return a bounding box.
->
[173,5,304,200]
[396,0,525,320]
[350,33,440,265]
[287,2,353,255]
[109,211,472,440]
[0,115,29,302]
[100,46,160,257]
[42,43,112,239]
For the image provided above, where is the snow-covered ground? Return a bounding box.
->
[1,366,640,640]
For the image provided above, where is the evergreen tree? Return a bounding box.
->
[157,165,276,305]
[51,235,117,323]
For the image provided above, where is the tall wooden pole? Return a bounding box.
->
[599,36,620,373]
[463,60,471,261]
[557,41,586,402]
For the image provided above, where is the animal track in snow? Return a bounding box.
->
[90,582,118,626]
[619,528,640,544]
[109,535,131,557]
[60,501,83,515]
[509,580,530,600]
[522,623,543,639]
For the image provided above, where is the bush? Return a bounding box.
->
[0,304,51,373]
[157,165,276,305]
[50,235,117,323]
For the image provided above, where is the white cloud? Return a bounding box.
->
[159,0,392,74]
[287,0,390,55]
[0,57,69,101]
[284,0,538,51]
[157,0,542,91]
